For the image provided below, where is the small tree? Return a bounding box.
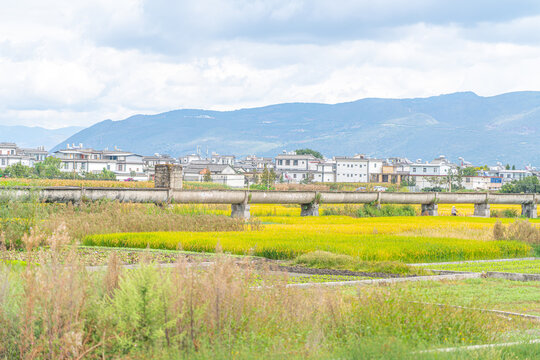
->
[260,165,275,189]
[295,148,323,159]
[203,168,212,182]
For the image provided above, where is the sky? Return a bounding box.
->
[2,0,540,129]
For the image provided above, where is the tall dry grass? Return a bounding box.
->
[41,202,249,241]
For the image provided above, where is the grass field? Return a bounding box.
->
[423,259,540,274]
[84,216,534,263]
[394,278,540,317]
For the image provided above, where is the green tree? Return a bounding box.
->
[260,165,275,189]
[500,176,540,193]
[2,163,34,178]
[295,148,323,159]
[460,167,479,176]
[34,157,62,178]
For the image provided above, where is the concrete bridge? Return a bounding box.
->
[1,187,537,219]
[1,165,536,219]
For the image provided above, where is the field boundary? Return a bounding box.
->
[411,301,540,322]
[409,257,539,267]
[285,273,482,288]
[417,339,540,354]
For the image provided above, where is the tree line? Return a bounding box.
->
[0,157,117,180]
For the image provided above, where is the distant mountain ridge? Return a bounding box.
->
[51,91,540,165]
[0,125,83,150]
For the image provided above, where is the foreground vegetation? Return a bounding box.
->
[1,235,538,359]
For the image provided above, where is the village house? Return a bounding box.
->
[210,153,235,166]
[183,162,245,188]
[333,155,383,183]
[143,154,178,179]
[0,143,47,169]
[53,144,146,181]
[313,161,336,183]
[461,175,503,191]
[274,152,320,183]
[488,166,533,184]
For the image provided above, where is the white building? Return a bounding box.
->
[313,161,336,183]
[274,152,320,183]
[210,153,235,166]
[180,153,202,164]
[183,163,245,188]
[462,176,503,191]
[409,156,456,177]
[489,168,533,184]
[143,154,178,179]
[333,155,383,183]
[0,143,47,169]
[53,145,146,181]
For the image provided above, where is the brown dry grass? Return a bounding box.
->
[40,202,248,241]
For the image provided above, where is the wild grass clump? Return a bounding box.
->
[41,201,250,241]
[493,220,540,245]
[1,197,251,249]
[0,231,525,358]
[0,192,50,249]
[322,204,418,217]
[293,251,422,275]
[491,209,519,218]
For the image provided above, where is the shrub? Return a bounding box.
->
[492,220,540,245]
[491,209,519,218]
[322,204,418,218]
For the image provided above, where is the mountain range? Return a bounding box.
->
[5,91,540,166]
[0,125,83,150]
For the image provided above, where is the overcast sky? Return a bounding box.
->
[2,0,540,128]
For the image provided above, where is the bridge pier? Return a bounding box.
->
[474,203,490,217]
[421,203,438,216]
[154,164,183,190]
[301,203,319,216]
[231,203,250,219]
[521,203,537,218]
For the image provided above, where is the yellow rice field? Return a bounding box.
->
[84,215,535,263]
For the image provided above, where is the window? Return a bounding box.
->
[293,160,298,166]
[286,160,290,166]
[413,168,416,173]
[423,168,427,173]
[293,174,297,178]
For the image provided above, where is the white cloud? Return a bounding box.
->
[1,1,540,129]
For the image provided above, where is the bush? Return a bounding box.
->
[322,204,418,218]
[491,209,519,218]
[493,220,540,245]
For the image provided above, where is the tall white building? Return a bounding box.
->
[333,155,383,183]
